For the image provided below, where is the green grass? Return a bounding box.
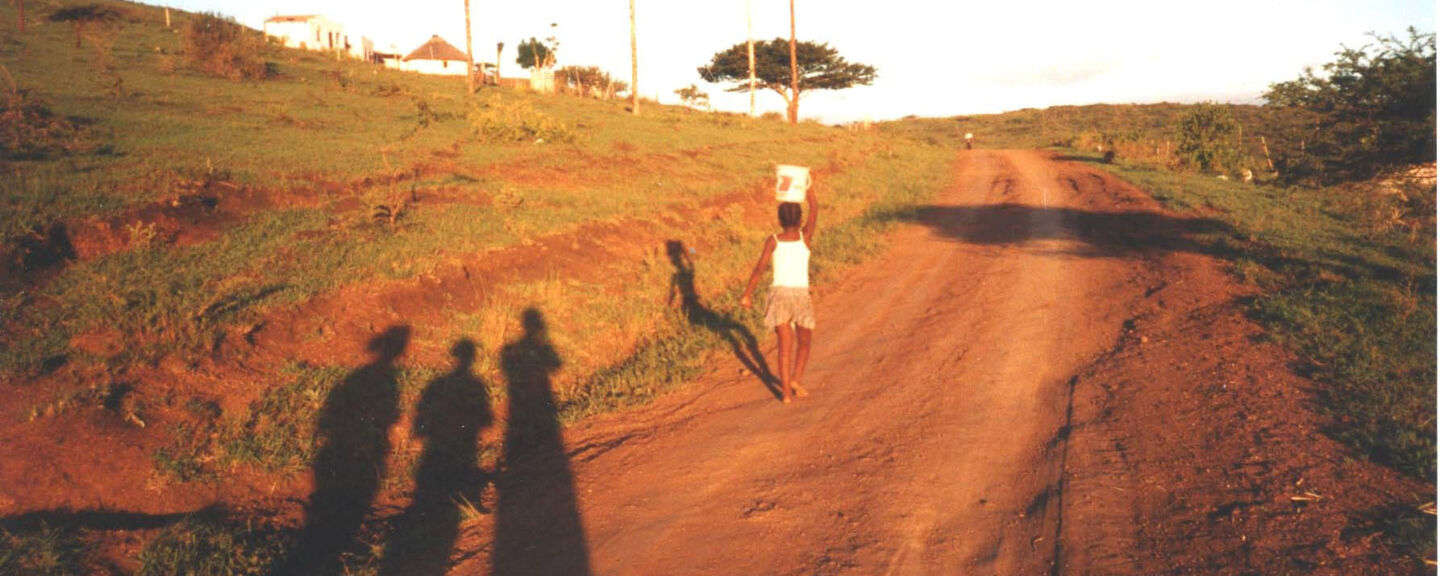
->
[135,513,287,576]
[1,0,911,379]
[0,524,91,576]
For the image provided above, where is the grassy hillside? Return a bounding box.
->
[1,0,949,381]
[1,2,955,571]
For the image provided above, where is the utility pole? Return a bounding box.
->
[788,0,799,124]
[629,0,639,115]
[747,0,756,116]
[465,0,475,93]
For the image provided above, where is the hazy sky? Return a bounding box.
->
[153,0,1434,123]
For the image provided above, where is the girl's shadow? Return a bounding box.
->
[666,241,780,399]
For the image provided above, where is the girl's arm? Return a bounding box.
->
[739,236,777,308]
[802,186,819,245]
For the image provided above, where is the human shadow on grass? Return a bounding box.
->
[378,339,494,576]
[666,240,781,399]
[271,326,409,576]
[491,308,592,576]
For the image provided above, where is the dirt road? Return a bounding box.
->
[447,149,1189,575]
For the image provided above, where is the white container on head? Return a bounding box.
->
[775,164,810,203]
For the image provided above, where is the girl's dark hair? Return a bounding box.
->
[778,202,803,228]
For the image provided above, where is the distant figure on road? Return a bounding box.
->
[965,132,974,150]
[740,185,819,404]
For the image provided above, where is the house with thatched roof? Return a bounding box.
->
[394,35,470,76]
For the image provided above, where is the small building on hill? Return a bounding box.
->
[396,35,471,76]
[263,14,340,52]
[263,14,370,60]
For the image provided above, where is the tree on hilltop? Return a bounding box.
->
[516,30,558,70]
[48,4,125,50]
[698,39,875,123]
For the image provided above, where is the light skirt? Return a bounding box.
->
[764,286,815,330]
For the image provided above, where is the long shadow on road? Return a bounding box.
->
[492,308,592,576]
[273,326,409,576]
[379,338,494,576]
[893,204,1237,259]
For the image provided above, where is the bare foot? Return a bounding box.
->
[792,381,810,398]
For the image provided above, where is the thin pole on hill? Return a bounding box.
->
[464,0,475,94]
[747,0,755,116]
[629,0,639,115]
[164,7,170,28]
[496,42,503,87]
[788,0,799,124]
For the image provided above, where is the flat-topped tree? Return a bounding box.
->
[699,38,875,123]
[48,4,125,50]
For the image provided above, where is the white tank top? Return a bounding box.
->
[771,233,810,287]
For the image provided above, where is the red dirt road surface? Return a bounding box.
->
[453,150,1429,575]
[561,150,1130,574]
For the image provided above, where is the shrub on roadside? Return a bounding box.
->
[183,13,269,81]
[1175,103,1242,174]
[1264,29,1436,183]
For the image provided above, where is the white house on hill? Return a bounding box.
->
[263,14,371,61]
[396,35,470,76]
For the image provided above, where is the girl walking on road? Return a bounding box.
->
[740,188,818,404]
